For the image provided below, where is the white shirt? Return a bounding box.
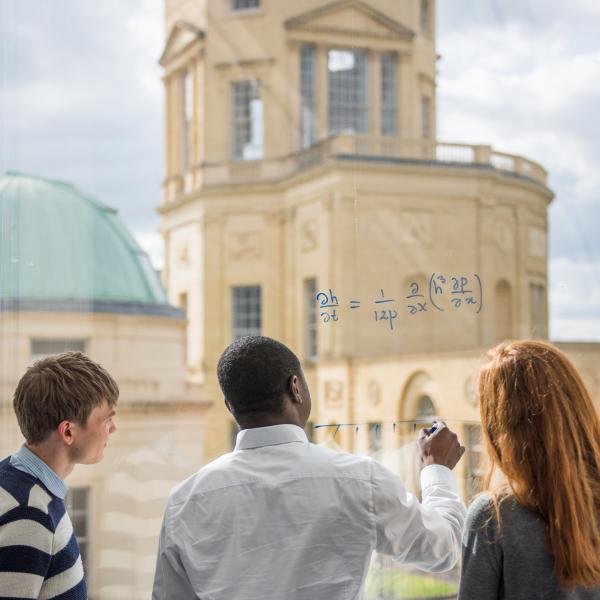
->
[152,424,466,600]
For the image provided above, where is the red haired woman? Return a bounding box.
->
[459,340,600,599]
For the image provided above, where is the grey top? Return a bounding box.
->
[459,494,600,600]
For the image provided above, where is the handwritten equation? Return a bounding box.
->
[316,273,483,330]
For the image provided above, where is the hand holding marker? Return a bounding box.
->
[418,420,465,471]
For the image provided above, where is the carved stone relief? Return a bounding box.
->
[399,212,432,245]
[228,231,262,260]
[494,221,513,253]
[324,380,344,408]
[301,219,318,252]
[177,243,191,266]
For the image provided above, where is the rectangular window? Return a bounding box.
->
[300,45,316,149]
[65,488,89,576]
[231,0,260,10]
[232,285,261,339]
[421,0,431,33]
[305,278,317,360]
[30,339,86,363]
[231,80,263,161]
[328,49,368,135]
[421,95,431,140]
[381,53,397,136]
[368,422,383,454]
[182,69,193,172]
[466,425,485,501]
[530,283,545,338]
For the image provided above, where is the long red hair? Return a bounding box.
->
[478,340,600,589]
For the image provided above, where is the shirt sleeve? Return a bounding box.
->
[371,461,466,572]
[152,506,197,600]
[458,495,502,600]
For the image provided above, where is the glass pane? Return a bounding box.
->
[3,2,598,598]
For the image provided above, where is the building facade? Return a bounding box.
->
[157,0,600,500]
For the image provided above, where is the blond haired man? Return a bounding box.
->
[0,352,118,599]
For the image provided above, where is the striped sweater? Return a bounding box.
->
[0,458,86,600]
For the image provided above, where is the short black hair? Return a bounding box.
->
[217,336,302,416]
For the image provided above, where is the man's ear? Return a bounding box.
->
[224,398,234,415]
[57,420,75,446]
[289,375,303,404]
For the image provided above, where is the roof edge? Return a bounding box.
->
[0,298,184,319]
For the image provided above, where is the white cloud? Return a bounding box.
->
[549,257,600,340]
[134,230,164,271]
[438,13,600,340]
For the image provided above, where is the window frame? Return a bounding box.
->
[230,0,261,13]
[181,68,193,173]
[300,44,316,149]
[420,0,431,34]
[327,48,369,135]
[65,487,90,579]
[230,79,264,161]
[232,285,262,339]
[30,338,87,363]
[380,52,397,136]
[304,277,318,360]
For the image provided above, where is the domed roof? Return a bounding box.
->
[0,172,180,317]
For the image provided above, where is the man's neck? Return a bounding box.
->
[238,415,303,430]
[25,442,74,480]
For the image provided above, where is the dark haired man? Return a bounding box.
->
[0,352,118,599]
[153,336,465,600]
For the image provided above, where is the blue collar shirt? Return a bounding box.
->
[10,444,68,500]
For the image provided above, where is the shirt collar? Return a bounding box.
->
[235,424,309,451]
[10,445,68,500]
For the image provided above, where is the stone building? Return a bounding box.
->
[158,0,600,496]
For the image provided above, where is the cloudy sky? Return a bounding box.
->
[1,0,599,341]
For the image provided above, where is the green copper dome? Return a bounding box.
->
[0,172,179,317]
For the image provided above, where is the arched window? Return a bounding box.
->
[416,395,436,419]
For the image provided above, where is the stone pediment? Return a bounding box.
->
[159,21,205,66]
[285,0,414,41]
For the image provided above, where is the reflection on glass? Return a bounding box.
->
[4,0,599,597]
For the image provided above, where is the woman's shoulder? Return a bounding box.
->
[466,493,497,523]
[466,492,517,532]
[466,492,540,537]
